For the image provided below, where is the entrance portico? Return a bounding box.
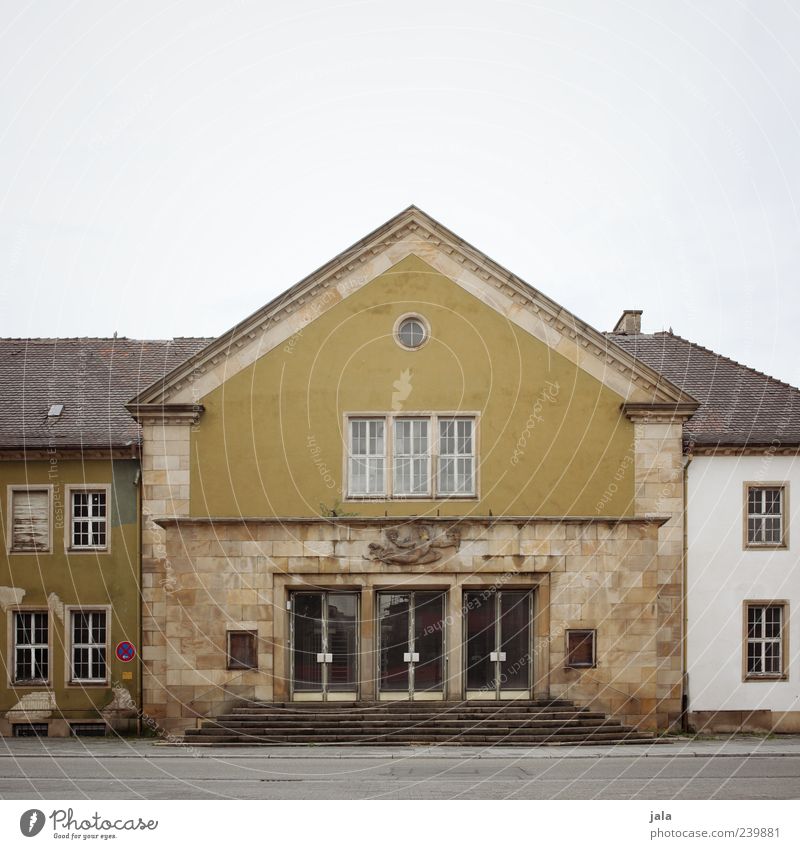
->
[154,514,669,732]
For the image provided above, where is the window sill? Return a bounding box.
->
[344,495,479,502]
[67,681,110,688]
[67,547,109,554]
[744,674,787,682]
[11,681,51,688]
[565,665,596,670]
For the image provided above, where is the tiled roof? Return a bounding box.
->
[0,338,212,450]
[608,332,800,448]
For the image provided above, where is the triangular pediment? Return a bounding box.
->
[129,207,696,411]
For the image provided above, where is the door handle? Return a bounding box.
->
[489,651,498,662]
[498,651,507,662]
[412,652,420,662]
[316,653,333,663]
[403,652,412,663]
[316,653,326,663]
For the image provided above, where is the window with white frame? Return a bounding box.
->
[438,417,475,495]
[746,485,786,547]
[70,489,108,550]
[346,414,476,498]
[745,603,785,678]
[349,419,385,496]
[13,611,49,683]
[9,488,50,552]
[393,418,430,496]
[70,611,107,683]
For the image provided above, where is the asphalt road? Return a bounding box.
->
[1,740,800,799]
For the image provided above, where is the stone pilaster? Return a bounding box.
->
[625,404,694,730]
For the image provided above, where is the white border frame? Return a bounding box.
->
[343,411,481,501]
[63,484,112,554]
[5,485,53,554]
[6,607,52,688]
[64,604,112,688]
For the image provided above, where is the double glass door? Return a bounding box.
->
[290,592,358,701]
[464,590,532,699]
[378,591,445,700]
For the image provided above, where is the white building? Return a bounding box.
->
[611,315,800,733]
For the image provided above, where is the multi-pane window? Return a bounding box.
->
[71,611,107,682]
[14,612,49,683]
[746,486,785,547]
[9,488,50,552]
[349,419,385,496]
[71,490,108,549]
[746,604,785,677]
[438,418,475,495]
[347,414,477,498]
[393,418,430,496]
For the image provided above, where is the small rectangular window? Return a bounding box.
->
[228,631,257,669]
[9,488,50,552]
[745,603,786,678]
[746,485,786,547]
[14,611,49,683]
[70,611,107,682]
[348,419,386,496]
[566,629,596,668]
[70,489,108,550]
[438,418,475,495]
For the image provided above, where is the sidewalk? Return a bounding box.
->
[3,735,800,760]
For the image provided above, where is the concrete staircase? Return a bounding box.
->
[183,699,663,746]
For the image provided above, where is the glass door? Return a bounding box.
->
[378,591,445,700]
[464,589,531,699]
[290,592,358,701]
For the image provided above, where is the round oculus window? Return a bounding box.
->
[396,316,428,349]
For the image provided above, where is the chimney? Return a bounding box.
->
[613,310,642,335]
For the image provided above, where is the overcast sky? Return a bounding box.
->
[1,1,799,385]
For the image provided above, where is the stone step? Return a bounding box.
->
[182,698,659,746]
[183,731,654,745]
[202,718,612,731]
[217,711,607,723]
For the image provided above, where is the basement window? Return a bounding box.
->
[70,723,108,737]
[227,631,258,670]
[566,630,596,668]
[13,723,48,737]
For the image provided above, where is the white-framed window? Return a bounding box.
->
[346,413,477,499]
[70,610,108,683]
[438,417,475,495]
[393,418,430,496]
[69,488,109,550]
[7,487,51,553]
[746,484,787,548]
[348,419,386,496]
[745,602,786,679]
[13,611,49,683]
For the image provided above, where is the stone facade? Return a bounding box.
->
[143,515,674,734]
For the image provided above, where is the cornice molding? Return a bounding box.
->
[688,444,800,457]
[622,402,699,423]
[129,207,696,409]
[126,403,204,426]
[154,514,671,528]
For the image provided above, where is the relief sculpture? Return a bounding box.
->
[366,524,460,565]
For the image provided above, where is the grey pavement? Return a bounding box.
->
[1,736,799,799]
